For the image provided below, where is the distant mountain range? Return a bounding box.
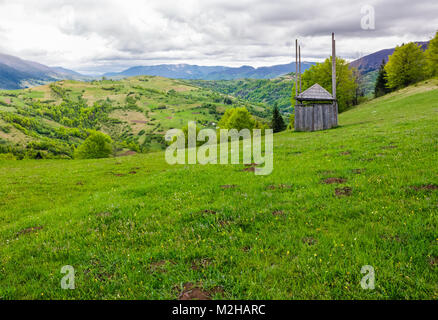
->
[103,62,316,80]
[350,41,430,75]
[0,53,89,90]
[0,40,431,90]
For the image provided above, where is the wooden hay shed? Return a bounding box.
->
[294,84,338,132]
[293,33,339,132]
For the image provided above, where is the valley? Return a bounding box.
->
[0,76,270,159]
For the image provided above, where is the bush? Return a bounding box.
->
[0,153,17,160]
[75,131,113,159]
[218,107,256,131]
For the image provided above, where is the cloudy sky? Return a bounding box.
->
[0,0,436,75]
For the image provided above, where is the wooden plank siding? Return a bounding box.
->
[294,103,338,132]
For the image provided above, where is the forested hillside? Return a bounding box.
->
[189,74,295,112]
[0,76,269,159]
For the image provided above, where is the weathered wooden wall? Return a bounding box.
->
[294,103,338,132]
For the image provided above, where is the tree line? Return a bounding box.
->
[375,31,438,97]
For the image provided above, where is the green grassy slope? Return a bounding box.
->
[0,80,437,299]
[0,76,269,158]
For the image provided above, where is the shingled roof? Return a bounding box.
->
[295,83,334,102]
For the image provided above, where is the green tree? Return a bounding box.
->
[75,131,113,159]
[271,103,286,133]
[291,57,358,112]
[385,42,427,90]
[374,59,391,97]
[218,107,257,130]
[425,31,438,77]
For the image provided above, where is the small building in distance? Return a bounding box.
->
[294,83,338,131]
[293,33,339,132]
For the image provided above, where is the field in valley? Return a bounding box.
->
[0,80,437,299]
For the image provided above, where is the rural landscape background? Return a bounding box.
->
[0,0,437,300]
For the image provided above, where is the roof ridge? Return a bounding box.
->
[296,83,334,101]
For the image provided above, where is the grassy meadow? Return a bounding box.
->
[0,79,437,299]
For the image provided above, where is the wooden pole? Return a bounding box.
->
[332,33,336,99]
[299,45,302,93]
[295,39,298,98]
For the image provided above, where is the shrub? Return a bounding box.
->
[218,107,256,131]
[75,131,113,159]
[0,153,16,160]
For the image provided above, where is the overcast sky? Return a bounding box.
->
[0,0,436,75]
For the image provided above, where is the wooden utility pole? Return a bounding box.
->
[332,32,336,99]
[299,45,302,93]
[295,39,298,97]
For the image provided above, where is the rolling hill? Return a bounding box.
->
[0,52,89,90]
[0,76,270,159]
[350,41,429,75]
[0,79,437,299]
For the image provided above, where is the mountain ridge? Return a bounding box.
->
[103,62,315,80]
[349,41,430,75]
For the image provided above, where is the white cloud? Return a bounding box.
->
[0,0,436,74]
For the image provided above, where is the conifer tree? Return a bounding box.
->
[374,59,390,97]
[271,103,286,133]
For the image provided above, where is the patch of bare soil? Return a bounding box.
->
[220,185,236,189]
[410,184,438,191]
[17,226,43,236]
[242,246,251,252]
[428,256,438,267]
[382,145,397,149]
[335,187,352,197]
[380,234,401,242]
[352,169,365,174]
[131,120,148,124]
[178,282,224,300]
[76,181,84,185]
[191,258,212,271]
[112,173,126,177]
[272,210,285,216]
[218,220,231,227]
[150,260,176,272]
[129,171,137,175]
[322,177,347,184]
[340,151,351,156]
[243,167,255,172]
[201,209,216,215]
[302,237,317,245]
[267,184,292,190]
[97,212,112,218]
